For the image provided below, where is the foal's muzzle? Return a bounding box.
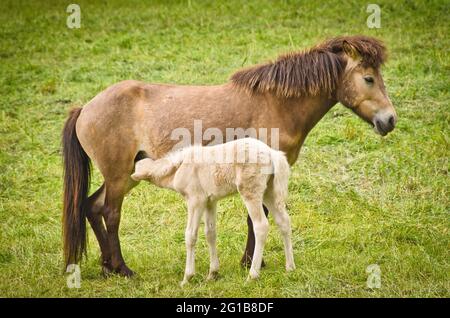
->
[373,111,397,136]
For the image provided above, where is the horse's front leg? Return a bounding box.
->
[241,205,269,267]
[181,199,205,286]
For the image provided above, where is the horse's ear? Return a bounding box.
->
[342,40,361,61]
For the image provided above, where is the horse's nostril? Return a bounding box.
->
[388,115,395,127]
[375,119,381,128]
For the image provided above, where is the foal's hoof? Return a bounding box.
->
[246,273,259,282]
[207,271,219,281]
[286,264,296,272]
[180,277,192,287]
[180,273,194,287]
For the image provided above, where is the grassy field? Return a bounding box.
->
[0,0,448,297]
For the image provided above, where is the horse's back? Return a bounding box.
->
[74,79,249,179]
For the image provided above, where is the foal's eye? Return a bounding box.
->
[364,76,374,84]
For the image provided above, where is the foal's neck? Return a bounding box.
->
[149,166,177,190]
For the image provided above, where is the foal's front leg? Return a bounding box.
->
[205,201,219,280]
[181,199,205,286]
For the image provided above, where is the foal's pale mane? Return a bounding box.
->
[230,35,387,98]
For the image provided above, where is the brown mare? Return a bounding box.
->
[62,35,397,277]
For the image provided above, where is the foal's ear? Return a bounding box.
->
[342,40,361,62]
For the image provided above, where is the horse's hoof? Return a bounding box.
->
[116,265,135,278]
[240,254,252,268]
[101,261,114,277]
[102,266,113,277]
[240,256,266,269]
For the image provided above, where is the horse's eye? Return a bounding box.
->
[364,76,374,84]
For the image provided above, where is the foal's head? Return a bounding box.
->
[330,37,397,136]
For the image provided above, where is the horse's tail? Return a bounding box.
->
[271,150,290,206]
[62,107,91,268]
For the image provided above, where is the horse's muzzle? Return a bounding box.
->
[373,112,397,136]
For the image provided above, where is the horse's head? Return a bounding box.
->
[336,40,397,136]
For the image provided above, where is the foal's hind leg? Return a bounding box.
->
[263,191,295,272]
[84,184,113,274]
[241,206,269,268]
[241,197,269,280]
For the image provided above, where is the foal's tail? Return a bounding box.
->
[271,151,290,204]
[62,107,91,268]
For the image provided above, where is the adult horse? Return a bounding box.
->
[62,35,397,276]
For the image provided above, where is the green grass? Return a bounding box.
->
[0,0,449,297]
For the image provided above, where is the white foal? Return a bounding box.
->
[131,138,295,285]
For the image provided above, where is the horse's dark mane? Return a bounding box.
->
[230,35,387,98]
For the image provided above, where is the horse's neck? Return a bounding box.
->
[265,94,337,164]
[292,95,337,135]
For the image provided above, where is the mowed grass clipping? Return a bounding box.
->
[0,0,448,297]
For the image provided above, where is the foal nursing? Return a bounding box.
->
[131,138,295,285]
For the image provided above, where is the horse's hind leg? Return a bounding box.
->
[102,177,136,277]
[84,184,114,274]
